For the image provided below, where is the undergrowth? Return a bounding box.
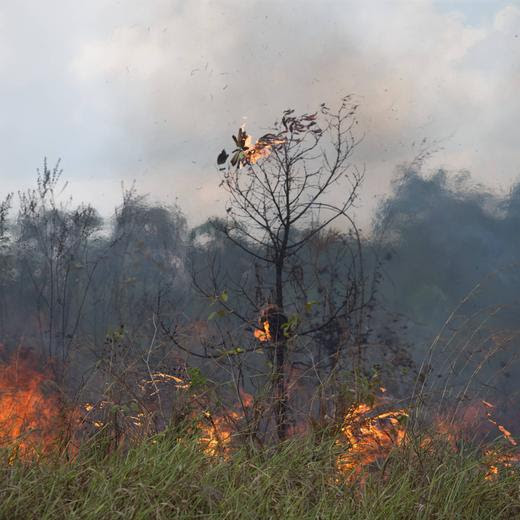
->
[1,429,519,520]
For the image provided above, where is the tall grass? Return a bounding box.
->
[1,429,519,519]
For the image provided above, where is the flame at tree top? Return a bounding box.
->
[244,133,287,165]
[224,126,287,169]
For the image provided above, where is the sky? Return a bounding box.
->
[0,0,519,227]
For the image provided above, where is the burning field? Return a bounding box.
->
[1,349,520,519]
[0,302,519,517]
[1,347,519,484]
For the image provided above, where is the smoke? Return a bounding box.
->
[377,167,519,319]
[1,1,519,227]
[375,166,520,404]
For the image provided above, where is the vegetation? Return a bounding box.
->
[1,431,520,520]
[2,98,520,518]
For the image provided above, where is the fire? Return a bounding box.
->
[497,424,517,446]
[479,399,520,479]
[481,400,517,447]
[198,411,240,456]
[254,320,271,342]
[485,463,499,479]
[230,126,287,168]
[1,341,518,486]
[245,135,287,165]
[334,397,520,482]
[146,371,190,391]
[198,391,254,456]
[0,350,61,458]
[484,449,520,480]
[337,402,408,477]
[429,400,520,480]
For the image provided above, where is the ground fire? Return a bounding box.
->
[2,346,518,484]
[197,391,254,456]
[0,349,62,458]
[198,410,241,456]
[336,402,408,477]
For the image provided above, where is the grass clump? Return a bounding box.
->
[1,430,519,519]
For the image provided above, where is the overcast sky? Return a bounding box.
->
[1,0,519,227]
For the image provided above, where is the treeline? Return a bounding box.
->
[1,158,520,426]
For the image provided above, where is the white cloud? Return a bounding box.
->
[0,12,9,71]
[2,1,519,227]
[72,26,166,81]
[494,4,520,34]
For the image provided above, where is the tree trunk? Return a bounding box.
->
[274,260,288,441]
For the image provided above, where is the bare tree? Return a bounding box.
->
[15,160,103,380]
[184,97,369,440]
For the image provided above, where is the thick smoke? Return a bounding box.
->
[375,167,520,410]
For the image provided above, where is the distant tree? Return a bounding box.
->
[98,188,188,339]
[0,193,13,335]
[14,160,102,380]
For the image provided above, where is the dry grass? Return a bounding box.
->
[1,427,519,520]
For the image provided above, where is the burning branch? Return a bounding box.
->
[217,126,287,169]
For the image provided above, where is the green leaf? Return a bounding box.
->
[304,300,319,313]
[208,309,229,320]
[187,367,207,389]
[218,347,245,357]
[282,314,301,336]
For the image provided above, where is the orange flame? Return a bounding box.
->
[254,321,271,342]
[198,391,254,456]
[479,399,520,479]
[481,400,518,447]
[337,402,408,477]
[232,126,287,168]
[198,411,240,456]
[2,342,518,484]
[245,136,286,165]
[484,448,520,480]
[0,351,61,458]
